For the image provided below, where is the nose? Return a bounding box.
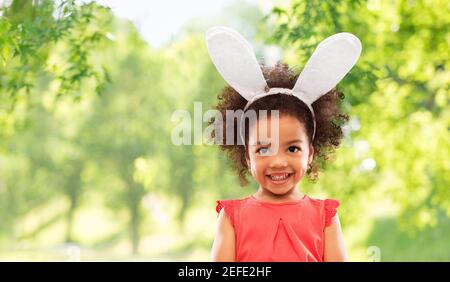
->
[269,152,288,168]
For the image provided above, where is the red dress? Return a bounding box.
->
[215,195,339,262]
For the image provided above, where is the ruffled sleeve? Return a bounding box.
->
[324,199,340,227]
[216,199,235,226]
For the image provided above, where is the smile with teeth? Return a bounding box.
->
[267,173,292,182]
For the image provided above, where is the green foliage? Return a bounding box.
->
[0,0,110,104]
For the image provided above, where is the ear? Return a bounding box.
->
[206,26,268,101]
[292,32,362,105]
[308,143,314,164]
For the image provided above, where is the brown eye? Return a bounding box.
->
[288,146,300,153]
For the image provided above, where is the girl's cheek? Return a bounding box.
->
[250,164,257,177]
[251,159,265,180]
[292,155,308,180]
[248,158,258,178]
[253,163,261,178]
[301,160,310,178]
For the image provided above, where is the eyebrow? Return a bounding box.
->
[255,139,303,146]
[255,141,270,146]
[285,139,303,145]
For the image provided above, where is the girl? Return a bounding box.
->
[206,26,361,262]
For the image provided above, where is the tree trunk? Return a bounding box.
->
[130,193,140,255]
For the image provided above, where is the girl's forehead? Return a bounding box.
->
[249,115,308,143]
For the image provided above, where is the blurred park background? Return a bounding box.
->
[0,0,448,261]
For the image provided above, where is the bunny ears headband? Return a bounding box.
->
[206,26,362,142]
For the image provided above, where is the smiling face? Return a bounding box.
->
[246,114,314,196]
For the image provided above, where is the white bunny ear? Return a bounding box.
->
[206,26,268,101]
[292,32,362,105]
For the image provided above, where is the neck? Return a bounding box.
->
[253,185,305,203]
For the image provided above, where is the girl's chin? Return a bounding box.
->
[262,182,290,194]
[266,188,291,196]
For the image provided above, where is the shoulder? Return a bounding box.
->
[306,195,339,206]
[305,196,340,228]
[306,196,340,209]
[216,205,234,231]
[215,197,251,226]
[216,197,249,212]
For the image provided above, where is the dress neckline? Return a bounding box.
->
[249,194,308,205]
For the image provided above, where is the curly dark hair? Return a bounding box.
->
[211,62,349,186]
